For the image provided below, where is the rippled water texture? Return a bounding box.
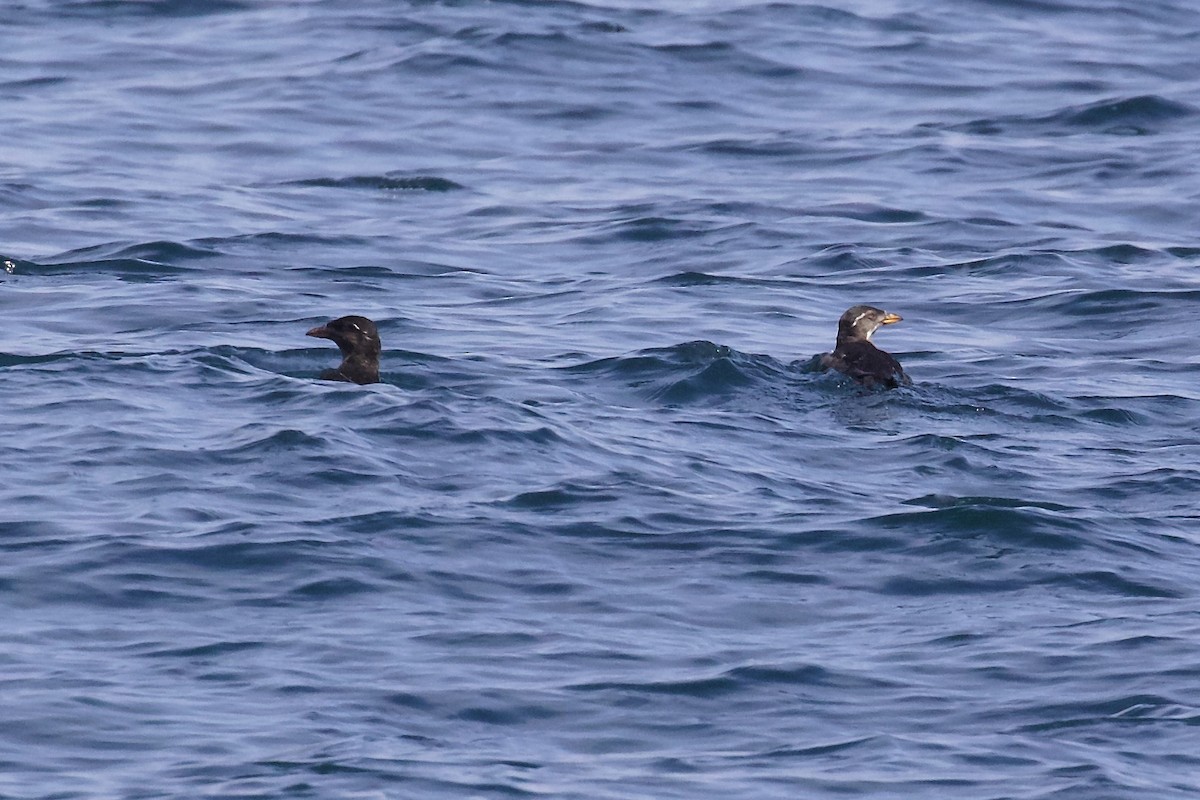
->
[3,1,1200,797]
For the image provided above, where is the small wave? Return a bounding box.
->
[31,258,183,280]
[1016,693,1196,734]
[286,173,465,192]
[393,51,497,73]
[570,660,888,700]
[580,20,627,34]
[764,736,880,759]
[608,215,715,243]
[802,203,928,224]
[998,287,1200,319]
[653,357,753,403]
[903,493,1074,513]
[104,240,221,262]
[1098,467,1200,506]
[197,231,374,253]
[289,576,380,599]
[146,640,266,659]
[27,240,216,279]
[903,250,1069,278]
[215,428,329,458]
[1085,243,1164,263]
[1040,570,1182,599]
[654,271,744,287]
[868,502,1089,553]
[0,350,142,369]
[569,341,786,405]
[726,662,895,690]
[505,483,620,509]
[953,94,1195,137]
[569,674,740,699]
[651,40,802,78]
[686,135,815,158]
[449,424,566,447]
[23,535,342,608]
[0,76,69,93]
[59,0,249,18]
[1057,95,1194,131]
[718,2,871,27]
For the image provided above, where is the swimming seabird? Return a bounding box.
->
[306,315,381,385]
[818,305,908,388]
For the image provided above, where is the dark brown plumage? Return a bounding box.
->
[306,315,381,385]
[818,305,908,389]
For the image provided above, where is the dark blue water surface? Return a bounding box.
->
[4,1,1200,797]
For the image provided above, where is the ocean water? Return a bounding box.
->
[3,1,1200,797]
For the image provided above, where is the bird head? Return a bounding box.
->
[836,305,902,342]
[306,315,381,358]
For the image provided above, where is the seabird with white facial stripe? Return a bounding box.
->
[306,315,381,385]
[818,305,909,389]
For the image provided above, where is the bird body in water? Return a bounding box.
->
[818,305,909,389]
[306,315,381,385]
